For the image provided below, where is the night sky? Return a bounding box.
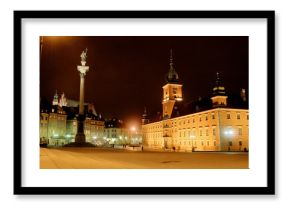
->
[40,36,248,126]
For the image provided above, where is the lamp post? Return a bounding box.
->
[75,48,89,144]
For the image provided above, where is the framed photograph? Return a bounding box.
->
[14,11,275,195]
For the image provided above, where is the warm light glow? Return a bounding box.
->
[131,127,136,131]
[224,129,234,136]
[53,134,59,138]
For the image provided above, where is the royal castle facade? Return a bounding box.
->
[141,51,249,152]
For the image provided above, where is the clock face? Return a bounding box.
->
[173,88,177,94]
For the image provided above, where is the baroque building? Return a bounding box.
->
[142,51,249,152]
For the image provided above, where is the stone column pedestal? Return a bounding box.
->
[74,51,89,145]
[75,114,86,144]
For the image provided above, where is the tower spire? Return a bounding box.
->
[143,107,147,115]
[52,90,59,106]
[142,106,149,125]
[216,72,221,86]
[165,49,179,83]
[213,71,226,95]
[170,48,173,67]
[211,72,227,107]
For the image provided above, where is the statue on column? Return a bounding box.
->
[80,48,88,62]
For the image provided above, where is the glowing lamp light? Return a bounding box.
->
[53,134,59,138]
[92,136,97,140]
[131,127,136,131]
[65,134,71,138]
[224,129,234,136]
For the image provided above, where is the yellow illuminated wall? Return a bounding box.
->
[162,83,183,118]
[142,108,249,152]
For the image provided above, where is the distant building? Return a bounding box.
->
[40,93,105,147]
[40,107,67,146]
[104,118,130,146]
[142,51,249,152]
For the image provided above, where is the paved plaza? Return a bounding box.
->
[40,148,248,169]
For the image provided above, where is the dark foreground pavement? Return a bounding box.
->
[40,147,248,169]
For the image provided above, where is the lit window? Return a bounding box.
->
[237,113,241,119]
[227,113,231,119]
[239,128,242,136]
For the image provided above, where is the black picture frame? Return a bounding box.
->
[14,10,275,195]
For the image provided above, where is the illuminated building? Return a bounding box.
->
[40,93,105,147]
[40,108,67,146]
[142,51,249,152]
[104,118,130,146]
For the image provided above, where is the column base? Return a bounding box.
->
[75,133,86,144]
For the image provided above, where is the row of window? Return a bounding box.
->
[149,140,243,147]
[145,112,249,131]
[145,127,244,139]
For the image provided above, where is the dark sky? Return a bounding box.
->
[40,36,248,126]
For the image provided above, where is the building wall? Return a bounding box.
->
[162,83,183,118]
[47,112,67,146]
[104,127,130,145]
[40,113,49,144]
[40,112,105,146]
[85,118,105,144]
[142,108,249,152]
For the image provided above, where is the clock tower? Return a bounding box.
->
[162,50,183,119]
